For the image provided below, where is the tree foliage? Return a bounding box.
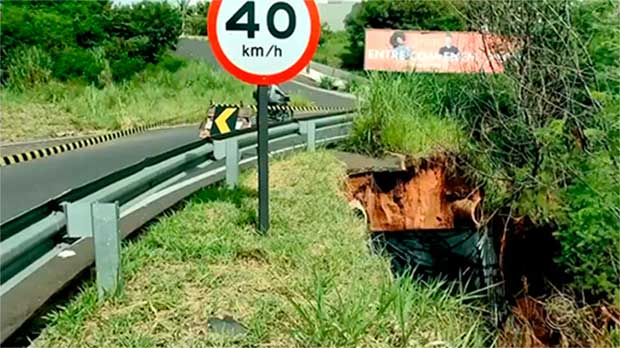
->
[1,0,182,85]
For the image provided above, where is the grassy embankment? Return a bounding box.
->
[37,151,489,348]
[1,59,316,143]
[0,60,253,143]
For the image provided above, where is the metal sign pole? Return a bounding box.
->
[257,85,269,233]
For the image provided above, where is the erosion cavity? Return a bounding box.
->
[346,157,484,282]
[346,158,482,231]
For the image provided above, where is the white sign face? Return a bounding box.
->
[208,0,320,85]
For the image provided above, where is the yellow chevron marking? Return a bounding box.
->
[215,107,237,134]
[0,157,7,166]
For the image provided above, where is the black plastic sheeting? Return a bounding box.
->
[371,229,491,290]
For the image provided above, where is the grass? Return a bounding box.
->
[0,60,253,142]
[36,151,489,348]
[0,59,315,143]
[314,30,349,69]
[346,73,467,158]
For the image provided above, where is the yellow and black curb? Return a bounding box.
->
[211,103,349,113]
[0,119,176,168]
[0,104,352,167]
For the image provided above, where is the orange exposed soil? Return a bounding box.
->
[346,157,481,231]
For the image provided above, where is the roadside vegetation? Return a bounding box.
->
[1,57,253,142]
[314,25,349,69]
[36,151,490,348]
[0,0,311,143]
[344,0,619,346]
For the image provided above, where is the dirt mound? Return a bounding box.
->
[346,157,481,231]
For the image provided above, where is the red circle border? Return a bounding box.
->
[207,0,320,85]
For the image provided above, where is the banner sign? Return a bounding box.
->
[364,29,510,73]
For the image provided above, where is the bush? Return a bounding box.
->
[314,25,348,68]
[5,46,53,91]
[52,48,105,84]
[108,1,182,63]
[158,54,187,73]
[1,0,182,88]
[182,1,209,35]
[554,96,620,301]
[109,54,147,82]
[319,76,337,90]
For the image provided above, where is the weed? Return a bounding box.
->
[346,73,466,158]
[319,76,337,91]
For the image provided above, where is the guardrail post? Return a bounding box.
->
[225,139,239,188]
[64,201,123,299]
[299,120,316,152]
[92,202,122,299]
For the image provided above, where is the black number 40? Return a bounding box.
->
[225,1,296,39]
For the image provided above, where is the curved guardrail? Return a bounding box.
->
[0,110,355,342]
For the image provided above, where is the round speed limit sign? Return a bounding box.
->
[207,0,320,85]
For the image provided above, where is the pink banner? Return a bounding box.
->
[364,29,510,73]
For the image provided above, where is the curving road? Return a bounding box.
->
[0,39,355,223]
[174,38,356,108]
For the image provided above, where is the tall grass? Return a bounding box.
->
[1,60,254,141]
[36,151,489,348]
[4,46,53,91]
[346,73,467,158]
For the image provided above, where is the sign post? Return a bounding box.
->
[208,0,320,233]
[257,85,269,231]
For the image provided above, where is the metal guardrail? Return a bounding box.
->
[0,111,355,342]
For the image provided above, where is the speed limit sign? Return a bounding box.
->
[207,0,321,85]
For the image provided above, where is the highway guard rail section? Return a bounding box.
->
[0,110,355,343]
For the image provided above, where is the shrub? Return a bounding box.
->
[158,54,187,73]
[319,76,337,90]
[554,96,620,301]
[52,48,105,84]
[109,54,147,82]
[5,46,53,91]
[1,0,182,87]
[108,1,182,63]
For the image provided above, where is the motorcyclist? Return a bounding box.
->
[253,85,290,106]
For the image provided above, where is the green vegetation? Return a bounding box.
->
[36,151,489,348]
[346,0,620,305]
[1,0,182,84]
[179,1,209,36]
[318,76,338,91]
[1,59,253,142]
[346,73,465,158]
[314,25,349,68]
